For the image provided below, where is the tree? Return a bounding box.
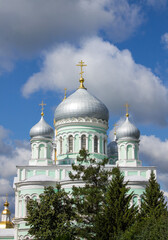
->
[95,167,138,240]
[26,184,75,240]
[119,214,168,240]
[69,149,112,239]
[140,170,167,219]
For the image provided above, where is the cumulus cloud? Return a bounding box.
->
[161,33,168,49]
[0,125,30,177]
[140,135,168,172]
[140,135,168,190]
[0,179,13,196]
[0,125,30,215]
[0,0,142,51]
[0,0,143,72]
[22,37,168,125]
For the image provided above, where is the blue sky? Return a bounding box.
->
[1,0,168,214]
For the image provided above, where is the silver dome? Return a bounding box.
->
[30,116,54,139]
[107,141,118,157]
[116,117,140,140]
[54,88,109,121]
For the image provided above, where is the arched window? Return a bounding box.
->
[104,139,106,154]
[94,136,98,153]
[39,144,45,158]
[127,145,132,159]
[60,137,63,154]
[68,135,73,153]
[81,135,86,149]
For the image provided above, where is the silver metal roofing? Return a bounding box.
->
[116,117,140,140]
[30,116,54,139]
[54,88,109,121]
[107,141,118,157]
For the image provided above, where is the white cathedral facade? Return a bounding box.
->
[0,62,156,240]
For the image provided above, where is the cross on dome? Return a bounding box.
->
[76,60,87,89]
[124,103,130,117]
[39,100,46,116]
[113,123,118,136]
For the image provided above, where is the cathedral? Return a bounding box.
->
[0,61,156,240]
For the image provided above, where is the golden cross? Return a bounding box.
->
[39,100,46,116]
[113,123,118,135]
[6,194,8,201]
[76,60,87,79]
[124,103,130,117]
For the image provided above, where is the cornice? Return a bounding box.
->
[55,117,108,130]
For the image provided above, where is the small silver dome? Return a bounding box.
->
[116,117,140,140]
[107,141,118,157]
[30,116,54,139]
[54,88,109,121]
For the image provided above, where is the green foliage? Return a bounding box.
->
[26,184,75,240]
[119,215,168,240]
[95,167,138,240]
[140,171,167,219]
[69,149,112,239]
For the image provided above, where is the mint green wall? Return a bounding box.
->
[128,171,138,176]
[36,170,46,175]
[49,170,55,177]
[0,237,14,239]
[27,170,33,178]
[140,171,146,177]
[20,189,44,195]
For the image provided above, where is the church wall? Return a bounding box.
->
[56,123,108,164]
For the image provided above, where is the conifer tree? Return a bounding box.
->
[95,167,138,240]
[26,184,75,240]
[140,170,167,219]
[69,149,112,239]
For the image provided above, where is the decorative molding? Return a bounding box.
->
[55,117,108,129]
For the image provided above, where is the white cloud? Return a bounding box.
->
[23,37,168,125]
[140,135,168,172]
[0,125,30,177]
[161,33,168,49]
[0,0,143,72]
[0,145,30,177]
[0,179,13,196]
[140,135,168,190]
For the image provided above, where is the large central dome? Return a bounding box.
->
[54,88,109,122]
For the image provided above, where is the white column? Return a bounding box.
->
[14,224,18,240]
[15,191,19,218]
[118,144,121,160]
